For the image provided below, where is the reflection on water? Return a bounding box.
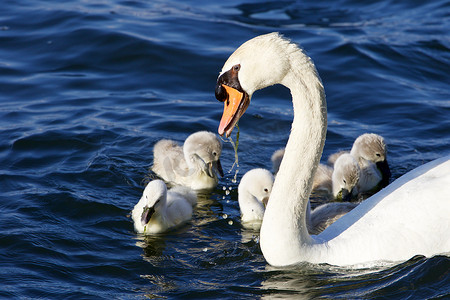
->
[138,235,168,258]
[260,260,392,299]
[260,255,450,298]
[240,226,261,245]
[261,265,317,299]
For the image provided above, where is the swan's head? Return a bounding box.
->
[183,131,224,178]
[351,133,391,185]
[238,168,274,206]
[140,180,167,226]
[215,32,295,137]
[332,153,360,201]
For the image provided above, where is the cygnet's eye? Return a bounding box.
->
[376,153,381,157]
[213,151,217,157]
[343,179,347,184]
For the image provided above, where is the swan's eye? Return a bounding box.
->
[233,64,240,71]
[264,188,269,193]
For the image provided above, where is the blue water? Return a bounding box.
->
[1,0,449,298]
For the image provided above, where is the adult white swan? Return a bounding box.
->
[215,32,450,266]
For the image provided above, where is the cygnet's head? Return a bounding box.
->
[351,133,387,163]
[140,180,167,226]
[183,131,224,178]
[332,154,360,201]
[350,133,391,185]
[239,168,274,206]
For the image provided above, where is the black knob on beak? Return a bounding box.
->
[215,82,227,102]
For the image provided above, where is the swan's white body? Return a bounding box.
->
[238,168,274,224]
[152,131,223,190]
[132,180,197,234]
[216,32,450,266]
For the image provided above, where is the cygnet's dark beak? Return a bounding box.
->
[216,159,224,177]
[336,188,352,202]
[207,160,224,178]
[341,188,352,202]
[376,159,391,187]
[141,205,155,226]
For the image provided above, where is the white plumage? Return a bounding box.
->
[152,131,224,190]
[132,180,197,234]
[216,32,450,266]
[238,168,356,234]
[328,133,391,195]
[238,168,274,224]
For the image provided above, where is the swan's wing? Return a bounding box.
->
[310,202,357,235]
[166,192,194,226]
[152,139,190,183]
[169,186,197,207]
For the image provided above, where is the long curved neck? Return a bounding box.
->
[260,51,327,266]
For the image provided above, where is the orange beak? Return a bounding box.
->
[218,84,249,137]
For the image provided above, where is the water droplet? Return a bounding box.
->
[203,248,208,252]
[225,190,230,195]
[228,220,233,225]
[222,213,228,219]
